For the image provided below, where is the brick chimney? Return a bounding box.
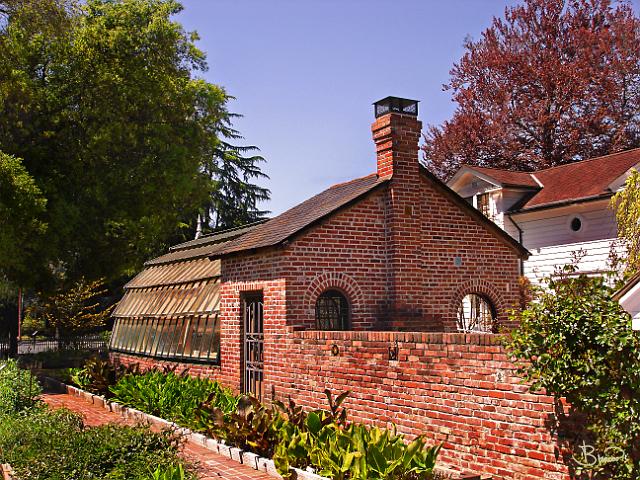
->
[371,97,426,329]
[371,97,422,180]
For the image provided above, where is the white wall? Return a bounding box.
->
[513,199,617,250]
[618,282,640,330]
[512,199,620,283]
[523,238,622,283]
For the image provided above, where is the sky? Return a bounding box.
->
[176,0,640,217]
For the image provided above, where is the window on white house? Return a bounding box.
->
[315,290,350,330]
[477,193,492,219]
[457,294,496,333]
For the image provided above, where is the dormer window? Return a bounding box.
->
[467,192,496,221]
[477,193,492,218]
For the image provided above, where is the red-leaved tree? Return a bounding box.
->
[423,0,640,179]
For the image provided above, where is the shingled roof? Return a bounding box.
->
[208,173,389,258]
[138,165,528,266]
[461,148,640,212]
[203,168,528,260]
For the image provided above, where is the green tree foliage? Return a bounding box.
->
[423,0,640,179]
[27,278,112,334]
[508,270,640,479]
[0,152,47,286]
[0,0,269,290]
[612,168,640,276]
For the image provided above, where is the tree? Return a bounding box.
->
[612,168,640,276]
[423,0,640,179]
[0,0,269,291]
[27,278,112,334]
[0,152,47,287]
[508,269,640,479]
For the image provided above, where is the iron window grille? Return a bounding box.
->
[457,294,496,333]
[315,290,350,330]
[109,314,220,364]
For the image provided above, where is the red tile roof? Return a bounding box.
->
[465,148,640,211]
[524,149,640,209]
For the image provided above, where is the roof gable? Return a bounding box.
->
[449,148,640,212]
[450,166,540,190]
[420,166,529,258]
[208,174,389,259]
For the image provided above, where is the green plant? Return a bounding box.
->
[69,356,126,396]
[0,406,195,480]
[274,411,439,479]
[148,464,186,480]
[196,394,282,458]
[0,359,42,414]
[272,391,439,479]
[110,370,237,429]
[508,269,640,479]
[612,168,640,276]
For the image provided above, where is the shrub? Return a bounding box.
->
[109,370,237,428]
[273,391,439,479]
[196,393,284,458]
[69,356,128,396]
[508,270,640,479]
[0,407,195,480]
[196,388,440,479]
[0,359,42,414]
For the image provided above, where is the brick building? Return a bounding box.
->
[110,98,572,479]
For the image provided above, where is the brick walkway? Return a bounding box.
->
[42,393,273,480]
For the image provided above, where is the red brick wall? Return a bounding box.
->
[268,331,568,480]
[111,330,570,480]
[282,188,390,331]
[109,351,222,378]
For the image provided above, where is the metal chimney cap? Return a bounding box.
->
[373,96,419,118]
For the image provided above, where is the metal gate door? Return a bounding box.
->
[242,294,264,399]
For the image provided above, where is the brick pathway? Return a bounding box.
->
[42,393,273,480]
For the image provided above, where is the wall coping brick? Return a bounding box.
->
[292,330,505,346]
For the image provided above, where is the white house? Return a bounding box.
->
[614,273,640,330]
[447,149,640,283]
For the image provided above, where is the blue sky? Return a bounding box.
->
[177,0,640,216]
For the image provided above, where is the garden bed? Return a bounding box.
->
[41,376,329,480]
[41,376,483,480]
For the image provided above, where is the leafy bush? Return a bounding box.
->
[275,419,440,480]
[0,407,195,480]
[195,388,439,479]
[0,359,42,414]
[273,391,439,479]
[110,370,237,428]
[69,356,129,396]
[148,464,186,480]
[196,393,284,458]
[508,270,640,479]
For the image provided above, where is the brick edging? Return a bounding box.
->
[40,377,484,480]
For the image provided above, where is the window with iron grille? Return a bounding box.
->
[109,314,220,363]
[457,294,496,333]
[315,290,350,330]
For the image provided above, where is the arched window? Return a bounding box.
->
[315,289,350,330]
[457,294,496,333]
